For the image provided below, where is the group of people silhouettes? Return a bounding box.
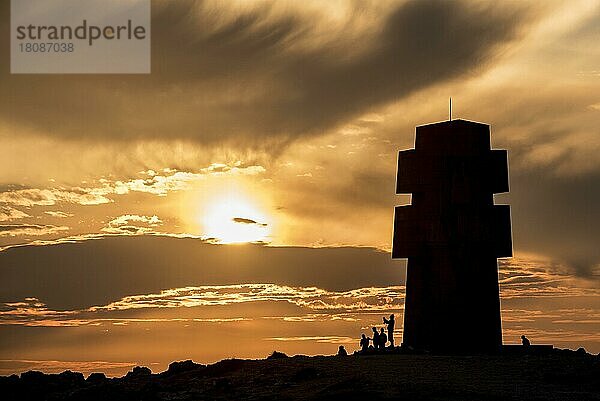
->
[359,314,395,352]
[335,314,533,356]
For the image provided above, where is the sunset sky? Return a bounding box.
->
[1,0,599,375]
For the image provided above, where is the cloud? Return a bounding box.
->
[1,234,596,323]
[0,163,265,216]
[232,217,267,227]
[109,164,265,196]
[102,214,163,235]
[0,235,406,310]
[0,224,69,237]
[107,214,162,227]
[0,206,29,222]
[44,211,74,218]
[499,258,600,299]
[0,0,531,145]
[0,188,111,207]
[507,170,600,277]
[0,284,404,327]
[91,284,403,313]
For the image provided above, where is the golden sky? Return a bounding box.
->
[0,0,599,374]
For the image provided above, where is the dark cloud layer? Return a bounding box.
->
[0,0,527,145]
[0,235,405,310]
[508,170,600,277]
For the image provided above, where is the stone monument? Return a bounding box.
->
[392,119,512,352]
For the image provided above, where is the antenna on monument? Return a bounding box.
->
[449,97,452,121]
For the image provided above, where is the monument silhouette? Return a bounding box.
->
[393,119,512,352]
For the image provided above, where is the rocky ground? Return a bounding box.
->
[1,349,599,400]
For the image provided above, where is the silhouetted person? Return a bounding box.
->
[372,327,380,350]
[360,334,369,352]
[379,328,387,348]
[383,314,395,347]
[337,345,348,356]
[521,335,530,346]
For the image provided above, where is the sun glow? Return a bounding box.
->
[202,192,271,244]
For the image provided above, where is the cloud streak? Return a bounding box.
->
[232,217,267,227]
[0,188,111,207]
[0,224,69,237]
[0,284,404,327]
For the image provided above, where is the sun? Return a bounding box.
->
[202,192,271,244]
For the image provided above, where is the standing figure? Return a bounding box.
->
[360,334,370,352]
[521,335,530,346]
[383,314,395,347]
[372,327,380,350]
[379,328,387,349]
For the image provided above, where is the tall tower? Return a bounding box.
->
[392,119,512,352]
